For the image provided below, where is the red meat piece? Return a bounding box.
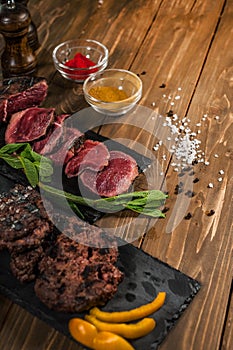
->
[65,140,110,178]
[5,107,55,144]
[80,150,139,197]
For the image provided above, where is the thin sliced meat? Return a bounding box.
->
[5,107,55,144]
[33,114,70,154]
[80,150,139,197]
[65,140,110,178]
[48,127,84,166]
[0,76,48,123]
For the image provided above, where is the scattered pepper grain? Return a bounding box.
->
[205,209,215,216]
[184,212,192,220]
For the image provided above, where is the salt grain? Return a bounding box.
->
[158,93,206,169]
[215,116,220,120]
[208,183,214,188]
[214,154,219,158]
[219,170,224,175]
[218,177,223,182]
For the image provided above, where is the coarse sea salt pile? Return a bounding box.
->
[152,88,208,171]
[163,111,205,169]
[150,86,226,193]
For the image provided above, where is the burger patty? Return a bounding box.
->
[0,184,124,312]
[35,231,123,312]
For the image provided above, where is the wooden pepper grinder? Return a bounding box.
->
[1,0,40,51]
[0,0,37,78]
[14,0,40,51]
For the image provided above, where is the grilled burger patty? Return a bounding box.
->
[0,184,123,312]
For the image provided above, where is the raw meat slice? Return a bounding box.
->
[80,150,139,197]
[5,107,55,144]
[65,139,110,178]
[0,76,48,123]
[33,114,70,154]
[48,127,84,166]
[0,98,7,122]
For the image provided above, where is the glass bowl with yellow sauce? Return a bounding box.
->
[83,69,142,116]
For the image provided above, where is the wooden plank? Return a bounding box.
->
[98,0,226,234]
[28,0,163,113]
[0,1,232,350]
[0,295,12,330]
[221,288,233,350]
[140,0,233,349]
[0,302,84,350]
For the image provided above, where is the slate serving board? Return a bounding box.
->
[0,128,201,349]
[0,173,201,350]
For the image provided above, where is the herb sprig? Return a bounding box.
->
[0,143,167,218]
[0,143,53,186]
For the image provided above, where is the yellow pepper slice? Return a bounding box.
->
[68,318,98,348]
[93,331,135,350]
[90,291,166,323]
[85,315,156,339]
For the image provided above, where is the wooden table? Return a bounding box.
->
[0,0,232,349]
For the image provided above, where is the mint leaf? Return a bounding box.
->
[0,154,23,169]
[19,156,39,187]
[0,143,29,154]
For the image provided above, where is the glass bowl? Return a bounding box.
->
[83,69,142,116]
[53,39,108,82]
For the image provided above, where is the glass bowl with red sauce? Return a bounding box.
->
[53,39,108,82]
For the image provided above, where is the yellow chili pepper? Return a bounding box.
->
[68,318,98,348]
[85,315,156,339]
[93,331,135,350]
[90,291,166,323]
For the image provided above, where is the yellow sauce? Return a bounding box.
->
[88,86,128,102]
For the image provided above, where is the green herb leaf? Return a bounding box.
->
[0,143,29,154]
[19,156,39,187]
[0,154,23,169]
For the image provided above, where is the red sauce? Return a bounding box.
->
[64,52,97,80]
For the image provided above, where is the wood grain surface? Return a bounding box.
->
[0,0,232,349]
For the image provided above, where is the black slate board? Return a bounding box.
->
[0,173,201,349]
